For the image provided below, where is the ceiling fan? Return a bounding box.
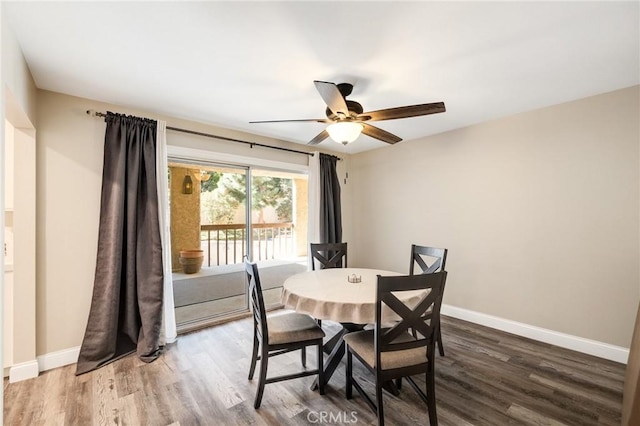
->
[250,80,446,146]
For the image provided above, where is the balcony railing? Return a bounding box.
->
[200,222,295,267]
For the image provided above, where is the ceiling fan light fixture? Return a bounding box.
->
[326,122,364,145]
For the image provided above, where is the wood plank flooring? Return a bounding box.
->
[4,315,625,425]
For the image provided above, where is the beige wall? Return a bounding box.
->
[349,86,640,347]
[11,125,36,364]
[35,92,104,355]
[34,89,348,355]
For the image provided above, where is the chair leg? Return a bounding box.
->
[395,378,403,390]
[437,327,445,356]
[317,342,325,395]
[426,363,438,425]
[376,381,385,426]
[301,346,307,367]
[254,345,269,409]
[346,350,353,399]
[248,333,259,380]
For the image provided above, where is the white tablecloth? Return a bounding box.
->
[281,268,427,324]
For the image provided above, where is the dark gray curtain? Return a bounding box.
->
[76,112,164,375]
[319,153,342,243]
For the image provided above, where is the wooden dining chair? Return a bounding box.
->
[309,242,348,328]
[410,244,447,276]
[344,272,447,426]
[410,244,448,356]
[310,242,348,270]
[245,260,325,408]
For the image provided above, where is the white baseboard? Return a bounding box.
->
[9,360,39,383]
[442,304,630,364]
[35,342,180,375]
[6,347,81,381]
[37,346,80,373]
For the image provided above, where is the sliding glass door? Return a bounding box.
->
[168,159,308,331]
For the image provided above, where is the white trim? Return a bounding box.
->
[157,121,178,345]
[442,304,630,364]
[9,359,38,383]
[36,346,80,373]
[167,145,309,174]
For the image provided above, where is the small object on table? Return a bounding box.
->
[347,274,361,283]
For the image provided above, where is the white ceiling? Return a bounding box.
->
[4,1,639,154]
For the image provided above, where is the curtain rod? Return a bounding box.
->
[86,110,342,161]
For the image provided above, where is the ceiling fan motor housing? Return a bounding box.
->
[326,100,364,120]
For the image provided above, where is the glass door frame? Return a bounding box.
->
[167,145,309,330]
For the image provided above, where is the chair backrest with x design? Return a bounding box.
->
[375,272,447,371]
[409,244,448,275]
[409,244,449,358]
[246,260,269,345]
[310,242,348,270]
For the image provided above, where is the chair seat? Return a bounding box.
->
[344,329,428,370]
[267,312,325,345]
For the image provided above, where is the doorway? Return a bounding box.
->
[2,90,37,382]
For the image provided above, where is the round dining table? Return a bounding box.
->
[282,268,428,324]
[281,267,426,390]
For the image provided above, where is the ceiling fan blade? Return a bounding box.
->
[314,80,349,117]
[362,102,446,121]
[250,118,331,124]
[362,123,402,144]
[307,129,329,145]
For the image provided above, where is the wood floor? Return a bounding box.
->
[4,315,625,425]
